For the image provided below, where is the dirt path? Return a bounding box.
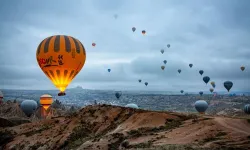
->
[214,117,250,135]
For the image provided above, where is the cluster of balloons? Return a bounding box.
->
[20,94,54,117]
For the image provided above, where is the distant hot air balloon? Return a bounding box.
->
[240,66,245,71]
[92,42,96,47]
[142,30,146,35]
[138,79,142,83]
[210,81,216,88]
[114,14,118,19]
[125,103,139,109]
[199,70,204,75]
[167,44,170,48]
[40,94,53,111]
[163,60,167,64]
[203,76,210,85]
[132,27,136,32]
[199,91,203,96]
[178,69,181,73]
[209,88,214,93]
[20,100,38,117]
[244,104,250,114]
[160,49,164,54]
[145,82,148,86]
[189,64,193,68]
[194,100,208,114]
[36,35,86,96]
[115,91,122,99]
[108,69,111,72]
[161,66,165,70]
[0,90,3,104]
[224,81,233,92]
[180,90,184,93]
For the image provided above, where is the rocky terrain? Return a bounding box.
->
[1,103,250,150]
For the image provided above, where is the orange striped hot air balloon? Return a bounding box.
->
[36,35,86,96]
[142,30,146,35]
[40,94,53,110]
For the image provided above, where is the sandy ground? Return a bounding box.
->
[1,104,250,150]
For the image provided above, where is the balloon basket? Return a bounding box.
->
[58,92,66,96]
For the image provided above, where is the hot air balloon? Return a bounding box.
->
[114,14,118,19]
[244,104,250,114]
[199,70,204,75]
[199,91,203,96]
[0,90,3,104]
[125,103,139,109]
[180,90,184,93]
[20,100,38,117]
[209,88,214,93]
[240,66,245,71]
[142,30,146,35]
[145,82,148,86]
[108,69,111,72]
[210,81,216,88]
[161,66,165,70]
[163,60,167,64]
[36,35,86,96]
[189,64,193,68]
[203,76,210,85]
[178,69,181,73]
[160,49,164,54]
[138,79,142,83]
[167,44,170,48]
[115,91,122,99]
[132,27,136,32]
[224,81,233,92]
[40,94,53,111]
[194,100,208,114]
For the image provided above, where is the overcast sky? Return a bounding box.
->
[0,0,249,92]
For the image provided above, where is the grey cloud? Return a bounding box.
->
[0,0,249,92]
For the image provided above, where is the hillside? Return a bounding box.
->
[1,104,250,150]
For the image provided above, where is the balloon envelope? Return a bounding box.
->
[244,104,250,114]
[163,60,167,64]
[189,64,193,68]
[145,82,148,86]
[20,100,38,117]
[199,70,204,75]
[240,66,245,71]
[161,66,165,70]
[178,69,181,73]
[115,91,122,99]
[203,76,210,84]
[210,88,214,93]
[167,44,170,48]
[224,81,233,92]
[199,91,203,96]
[195,100,208,114]
[180,90,184,93]
[161,49,164,54]
[40,94,53,110]
[125,103,139,109]
[36,35,86,95]
[138,79,142,82]
[132,27,136,32]
[108,69,111,72]
[92,43,96,47]
[142,30,146,35]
